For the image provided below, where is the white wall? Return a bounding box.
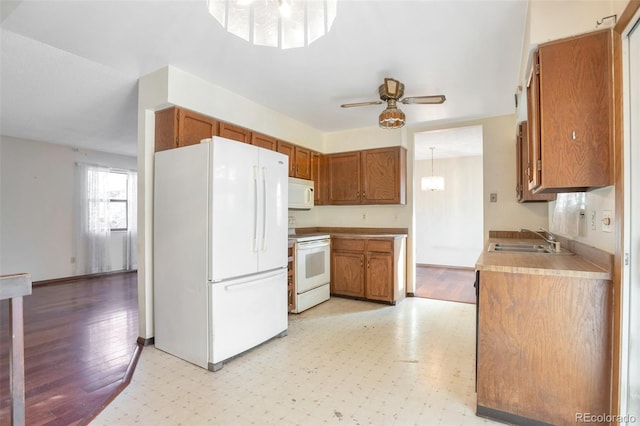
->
[415,156,483,268]
[0,136,136,281]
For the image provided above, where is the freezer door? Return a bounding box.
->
[257,148,288,272]
[209,137,260,281]
[209,269,288,366]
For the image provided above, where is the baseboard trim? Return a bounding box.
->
[476,405,553,426]
[34,270,137,287]
[137,336,154,346]
[416,263,474,270]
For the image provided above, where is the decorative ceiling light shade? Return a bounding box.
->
[207,0,337,49]
[421,147,445,191]
[378,99,405,129]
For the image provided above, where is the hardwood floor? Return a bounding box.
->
[414,265,476,304]
[0,272,139,426]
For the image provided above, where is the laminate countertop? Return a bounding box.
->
[475,238,612,280]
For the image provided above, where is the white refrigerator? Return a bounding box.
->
[154,136,288,371]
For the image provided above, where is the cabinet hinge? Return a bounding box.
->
[176,110,180,120]
[535,63,540,75]
[537,159,542,171]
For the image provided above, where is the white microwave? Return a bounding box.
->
[288,177,314,210]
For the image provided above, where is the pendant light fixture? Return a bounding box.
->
[207,0,337,49]
[421,147,445,191]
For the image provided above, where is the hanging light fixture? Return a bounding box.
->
[207,0,337,49]
[421,147,445,191]
[378,99,405,129]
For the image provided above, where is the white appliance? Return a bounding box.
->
[288,177,314,210]
[288,234,331,313]
[154,136,288,372]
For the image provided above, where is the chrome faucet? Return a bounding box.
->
[520,227,561,252]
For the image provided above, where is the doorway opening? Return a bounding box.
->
[413,125,484,303]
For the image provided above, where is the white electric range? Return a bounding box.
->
[288,232,331,313]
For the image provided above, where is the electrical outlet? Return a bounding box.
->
[362,213,367,220]
[602,210,612,233]
[288,216,295,226]
[490,193,498,203]
[591,211,597,231]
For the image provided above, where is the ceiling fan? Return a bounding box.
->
[340,77,446,129]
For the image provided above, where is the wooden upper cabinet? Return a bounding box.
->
[361,147,406,204]
[219,121,251,144]
[528,29,613,193]
[251,132,277,150]
[155,106,218,152]
[311,151,325,205]
[276,140,295,176]
[327,151,362,204]
[516,122,555,202]
[294,146,311,180]
[326,146,406,205]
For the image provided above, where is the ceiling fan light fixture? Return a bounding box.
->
[378,106,405,129]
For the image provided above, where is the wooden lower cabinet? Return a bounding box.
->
[476,270,612,425]
[287,242,296,313]
[331,236,406,304]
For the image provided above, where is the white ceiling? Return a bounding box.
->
[0,0,527,157]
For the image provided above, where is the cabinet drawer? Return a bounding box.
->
[366,239,393,253]
[332,238,365,251]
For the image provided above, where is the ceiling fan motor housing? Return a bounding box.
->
[379,78,404,100]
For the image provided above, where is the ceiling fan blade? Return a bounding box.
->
[401,95,446,105]
[340,101,384,108]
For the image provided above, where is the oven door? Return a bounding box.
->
[295,239,330,293]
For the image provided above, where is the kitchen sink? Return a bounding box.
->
[488,242,574,255]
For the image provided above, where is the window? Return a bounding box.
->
[107,171,128,231]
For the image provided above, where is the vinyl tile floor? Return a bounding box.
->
[92,297,499,426]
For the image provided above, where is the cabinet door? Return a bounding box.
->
[526,52,542,191]
[537,29,612,191]
[365,252,393,302]
[517,122,555,202]
[179,109,218,148]
[219,122,251,144]
[276,141,296,176]
[361,147,406,204]
[155,107,217,152]
[294,146,312,179]
[331,251,365,297]
[251,132,277,151]
[311,152,324,204]
[327,152,361,204]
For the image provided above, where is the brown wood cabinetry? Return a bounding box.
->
[311,151,325,205]
[276,140,296,176]
[251,132,277,150]
[219,121,251,144]
[294,146,312,180]
[155,106,218,152]
[526,29,613,193]
[516,122,555,202]
[277,141,312,179]
[287,242,296,313]
[331,236,405,304]
[327,147,406,205]
[476,270,612,424]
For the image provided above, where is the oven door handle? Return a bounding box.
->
[296,240,330,250]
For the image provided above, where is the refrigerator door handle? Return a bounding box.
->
[261,166,267,252]
[253,165,259,252]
